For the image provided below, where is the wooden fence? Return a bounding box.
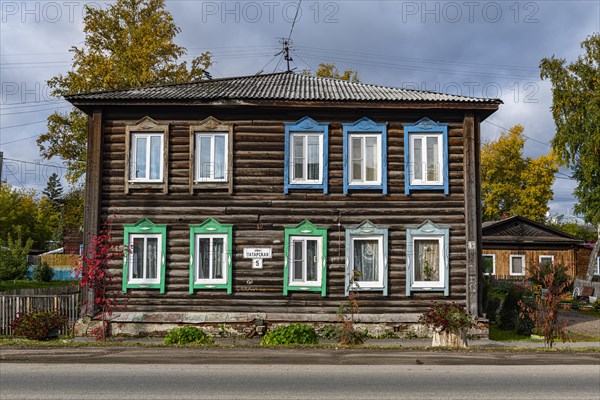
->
[0,290,81,336]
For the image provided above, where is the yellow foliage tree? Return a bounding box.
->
[481,125,558,222]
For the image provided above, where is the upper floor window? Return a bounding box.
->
[406,220,450,296]
[123,218,167,294]
[195,133,228,182]
[283,220,328,296]
[596,257,600,275]
[131,133,164,181]
[189,218,233,294]
[343,117,387,194]
[345,220,389,296]
[189,117,233,194]
[284,117,329,194]
[404,117,449,195]
[125,117,169,194]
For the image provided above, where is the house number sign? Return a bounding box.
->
[243,248,272,269]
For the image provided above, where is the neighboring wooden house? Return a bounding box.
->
[66,72,501,335]
[481,216,592,279]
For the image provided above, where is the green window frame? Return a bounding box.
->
[283,220,328,296]
[122,218,167,294]
[189,218,233,294]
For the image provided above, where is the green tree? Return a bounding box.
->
[42,172,64,207]
[304,63,360,82]
[481,125,558,222]
[37,0,212,184]
[540,33,600,280]
[0,233,34,281]
[0,182,60,251]
[546,222,597,242]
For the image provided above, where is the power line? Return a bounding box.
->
[3,157,68,170]
[1,134,43,146]
[1,105,71,116]
[1,120,46,129]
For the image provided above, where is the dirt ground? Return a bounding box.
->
[561,309,600,338]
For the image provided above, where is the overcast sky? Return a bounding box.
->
[1,0,598,216]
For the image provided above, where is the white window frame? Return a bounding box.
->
[195,132,228,182]
[409,133,443,186]
[539,255,554,266]
[194,233,228,285]
[482,254,496,276]
[510,254,526,276]
[348,133,382,186]
[595,257,600,275]
[289,132,324,184]
[350,235,385,289]
[128,233,162,285]
[411,235,446,289]
[130,133,164,182]
[288,236,323,288]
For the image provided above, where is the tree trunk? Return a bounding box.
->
[583,224,600,282]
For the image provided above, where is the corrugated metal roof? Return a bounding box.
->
[65,72,502,104]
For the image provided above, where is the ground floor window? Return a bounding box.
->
[122,218,167,293]
[189,218,233,294]
[539,255,554,267]
[406,220,450,296]
[510,255,526,276]
[482,254,495,275]
[284,220,328,296]
[345,221,389,296]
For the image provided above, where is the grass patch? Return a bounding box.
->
[489,325,530,341]
[0,280,77,292]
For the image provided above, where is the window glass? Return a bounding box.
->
[351,137,362,181]
[198,238,210,279]
[307,136,320,181]
[214,136,226,180]
[415,239,440,281]
[135,137,147,179]
[482,255,495,275]
[293,136,304,180]
[426,136,439,182]
[149,136,161,180]
[306,239,318,282]
[365,137,377,182]
[199,136,211,179]
[132,237,144,279]
[146,237,158,279]
[212,238,224,279]
[353,239,379,282]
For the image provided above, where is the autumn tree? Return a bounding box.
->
[481,125,558,222]
[38,0,212,184]
[304,63,360,82]
[540,34,600,281]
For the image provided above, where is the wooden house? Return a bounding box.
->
[66,72,501,335]
[481,216,592,279]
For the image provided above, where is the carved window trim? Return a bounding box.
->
[342,117,387,195]
[124,116,169,194]
[189,117,233,194]
[404,117,449,195]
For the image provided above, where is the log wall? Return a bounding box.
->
[96,106,477,319]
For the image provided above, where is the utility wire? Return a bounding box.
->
[1,120,46,129]
[3,157,68,169]
[1,134,43,146]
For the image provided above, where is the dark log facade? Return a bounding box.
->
[69,74,501,329]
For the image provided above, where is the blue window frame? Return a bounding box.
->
[404,117,449,195]
[284,117,329,194]
[406,220,450,296]
[345,220,389,296]
[343,117,387,195]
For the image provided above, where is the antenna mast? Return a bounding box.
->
[279,38,294,72]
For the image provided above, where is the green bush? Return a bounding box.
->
[33,262,53,282]
[485,296,502,324]
[593,299,600,310]
[260,323,319,346]
[496,285,525,330]
[338,325,368,345]
[316,324,341,339]
[163,326,215,345]
[10,310,67,340]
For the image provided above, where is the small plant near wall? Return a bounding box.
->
[10,310,68,340]
[164,326,215,345]
[260,323,319,346]
[519,263,573,348]
[419,303,476,347]
[337,291,368,345]
[74,219,123,341]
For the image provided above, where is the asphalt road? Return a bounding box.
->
[2,363,600,400]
